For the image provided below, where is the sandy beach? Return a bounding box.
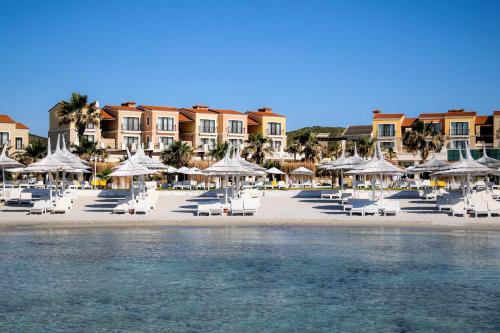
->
[1,194,500,232]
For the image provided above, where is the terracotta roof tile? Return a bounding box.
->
[419,113,446,118]
[246,111,285,118]
[373,113,404,119]
[15,122,29,129]
[99,109,115,120]
[179,113,193,122]
[402,118,416,127]
[139,105,180,112]
[0,115,16,123]
[209,109,245,115]
[180,107,213,114]
[444,111,476,117]
[493,111,500,116]
[475,116,492,125]
[104,105,142,112]
[247,118,259,126]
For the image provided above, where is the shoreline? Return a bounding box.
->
[1,217,500,232]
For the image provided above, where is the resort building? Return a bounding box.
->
[48,100,288,160]
[371,108,497,165]
[342,125,373,141]
[0,114,29,154]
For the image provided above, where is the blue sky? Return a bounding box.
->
[0,0,499,136]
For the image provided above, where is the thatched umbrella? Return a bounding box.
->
[0,144,24,198]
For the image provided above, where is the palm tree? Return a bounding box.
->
[383,146,397,161]
[296,130,320,162]
[348,137,375,158]
[285,142,301,161]
[57,92,100,143]
[244,134,271,165]
[13,139,47,164]
[402,120,444,163]
[327,141,342,158]
[208,142,229,160]
[72,139,108,162]
[160,140,193,167]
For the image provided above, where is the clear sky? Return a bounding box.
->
[0,0,499,136]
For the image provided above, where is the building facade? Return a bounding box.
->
[0,114,29,154]
[48,101,288,160]
[371,109,497,165]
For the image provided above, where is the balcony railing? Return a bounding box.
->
[121,124,142,131]
[449,129,469,136]
[476,135,493,144]
[266,129,285,136]
[227,127,245,134]
[377,131,396,137]
[156,124,176,132]
[199,126,216,133]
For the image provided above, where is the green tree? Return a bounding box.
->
[160,140,193,167]
[347,137,375,158]
[208,142,229,160]
[57,92,100,142]
[72,139,108,162]
[402,120,444,162]
[244,134,271,165]
[296,130,320,162]
[327,141,342,158]
[383,146,397,161]
[285,142,301,161]
[13,139,47,165]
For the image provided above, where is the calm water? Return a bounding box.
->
[0,227,500,332]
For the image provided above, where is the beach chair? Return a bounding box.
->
[262,181,273,189]
[487,199,500,216]
[113,199,131,214]
[197,202,212,216]
[349,200,377,216]
[380,200,400,216]
[53,197,72,214]
[19,192,33,205]
[321,191,340,200]
[230,198,245,215]
[491,189,500,200]
[209,202,223,215]
[173,181,184,190]
[243,198,259,215]
[277,181,288,189]
[134,200,151,215]
[303,180,313,188]
[81,181,91,190]
[451,202,467,217]
[471,198,490,217]
[29,200,51,215]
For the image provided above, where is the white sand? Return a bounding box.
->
[1,195,500,231]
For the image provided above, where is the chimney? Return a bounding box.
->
[258,107,272,113]
[192,105,208,110]
[448,109,465,113]
[121,101,137,108]
[372,109,381,115]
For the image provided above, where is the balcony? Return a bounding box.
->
[156,124,177,132]
[199,126,216,134]
[121,124,142,131]
[227,127,245,134]
[476,135,493,144]
[377,131,396,138]
[449,129,469,136]
[265,129,285,136]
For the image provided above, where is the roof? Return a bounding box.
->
[179,113,193,122]
[402,117,416,127]
[475,115,493,125]
[0,115,15,123]
[419,113,446,118]
[15,122,29,129]
[100,109,115,120]
[493,111,500,116]
[246,111,285,118]
[139,105,180,112]
[343,125,373,137]
[209,109,245,115]
[247,118,259,126]
[180,107,213,114]
[103,105,142,112]
[372,113,404,119]
[443,111,476,117]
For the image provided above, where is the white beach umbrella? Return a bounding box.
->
[326,144,368,193]
[203,148,254,204]
[176,166,191,174]
[130,144,169,170]
[61,135,89,165]
[234,146,266,172]
[475,145,500,169]
[406,152,449,174]
[266,167,285,175]
[432,142,492,205]
[290,166,314,175]
[0,144,24,197]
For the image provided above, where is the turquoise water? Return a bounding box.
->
[0,227,500,332]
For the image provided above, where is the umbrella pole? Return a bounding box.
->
[225,174,228,205]
[467,172,471,206]
[340,169,344,194]
[380,173,384,205]
[371,177,376,201]
[131,176,135,208]
[49,173,53,205]
[2,166,5,198]
[353,174,357,198]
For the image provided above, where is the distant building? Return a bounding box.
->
[342,125,373,141]
[0,114,29,154]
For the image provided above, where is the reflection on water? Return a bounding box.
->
[1,227,500,332]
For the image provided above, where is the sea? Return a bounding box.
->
[0,226,499,332]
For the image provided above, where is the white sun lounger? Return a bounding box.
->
[53,197,72,214]
[113,199,131,214]
[134,200,150,215]
[451,202,467,217]
[471,200,490,217]
[243,199,259,215]
[230,199,245,215]
[19,192,33,205]
[349,200,378,216]
[29,200,51,214]
[380,200,400,216]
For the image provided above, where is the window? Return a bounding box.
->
[122,117,140,131]
[450,122,469,135]
[160,136,174,147]
[380,141,395,150]
[228,120,244,134]
[0,132,9,146]
[146,136,151,143]
[378,124,395,137]
[199,119,216,133]
[267,122,282,135]
[157,117,175,131]
[124,136,139,145]
[82,135,95,143]
[428,122,442,134]
[271,140,282,151]
[229,139,243,147]
[15,137,23,150]
[86,122,95,129]
[201,138,216,149]
[146,116,150,126]
[450,140,467,149]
